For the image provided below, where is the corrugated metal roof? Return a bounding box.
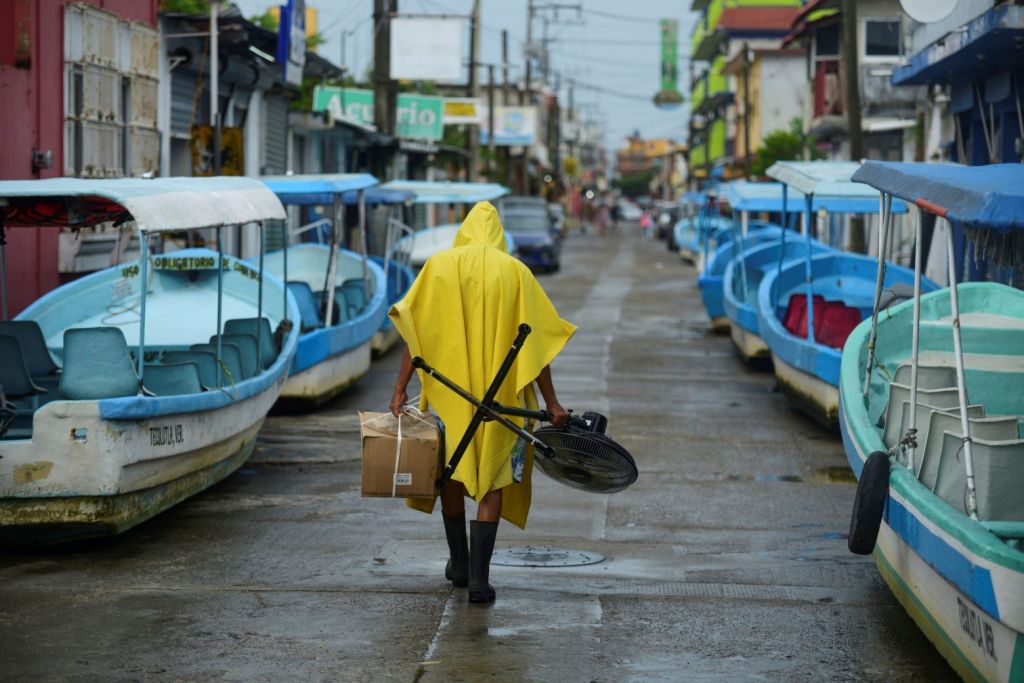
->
[717,7,802,32]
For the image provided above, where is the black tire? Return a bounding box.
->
[848,451,890,555]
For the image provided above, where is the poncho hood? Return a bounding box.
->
[452,201,508,252]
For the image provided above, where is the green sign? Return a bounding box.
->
[312,87,445,141]
[655,19,683,107]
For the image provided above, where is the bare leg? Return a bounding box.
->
[440,480,466,517]
[476,488,503,523]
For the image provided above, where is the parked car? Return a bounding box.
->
[618,200,642,221]
[654,200,681,240]
[502,197,562,273]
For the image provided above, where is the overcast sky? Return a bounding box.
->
[234,0,698,151]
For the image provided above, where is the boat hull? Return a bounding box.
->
[729,322,770,361]
[278,342,371,407]
[771,352,838,429]
[372,325,402,356]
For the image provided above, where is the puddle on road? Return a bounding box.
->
[720,466,856,485]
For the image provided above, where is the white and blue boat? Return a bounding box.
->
[714,181,814,353]
[0,177,298,543]
[382,180,511,268]
[758,161,931,427]
[842,161,1024,683]
[341,185,417,356]
[260,174,388,407]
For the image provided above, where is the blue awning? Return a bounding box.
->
[852,161,1024,232]
[725,182,806,213]
[261,173,380,206]
[342,187,415,206]
[380,180,510,205]
[0,176,286,232]
[765,161,908,214]
[893,5,1024,86]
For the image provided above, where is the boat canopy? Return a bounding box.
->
[343,187,415,206]
[380,180,509,204]
[852,161,1024,232]
[726,179,906,215]
[0,176,286,231]
[766,161,906,214]
[682,191,707,205]
[261,173,379,206]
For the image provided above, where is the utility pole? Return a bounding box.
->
[742,43,752,178]
[373,0,397,178]
[840,0,866,251]
[210,0,221,175]
[501,29,512,188]
[466,0,481,182]
[523,0,533,107]
[488,64,497,178]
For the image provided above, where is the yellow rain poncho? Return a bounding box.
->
[389,202,576,528]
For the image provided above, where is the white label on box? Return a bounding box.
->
[394,473,412,486]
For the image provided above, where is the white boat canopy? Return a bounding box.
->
[0,176,286,232]
[765,161,899,213]
[380,180,510,205]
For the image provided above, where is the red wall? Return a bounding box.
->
[0,0,157,316]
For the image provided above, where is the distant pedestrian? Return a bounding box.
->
[640,210,653,240]
[389,202,576,605]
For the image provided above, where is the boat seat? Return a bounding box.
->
[143,362,203,397]
[339,279,368,319]
[210,334,258,378]
[920,411,1018,490]
[884,399,985,452]
[935,433,1024,521]
[878,283,915,310]
[223,318,277,368]
[315,290,346,325]
[0,321,60,389]
[0,335,47,401]
[58,327,139,400]
[189,343,244,385]
[782,294,825,338]
[815,301,862,350]
[163,350,219,390]
[892,364,957,390]
[287,281,323,332]
[878,382,962,431]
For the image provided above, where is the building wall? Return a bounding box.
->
[757,53,805,147]
[906,0,993,50]
[0,0,157,317]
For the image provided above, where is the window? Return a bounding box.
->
[864,19,902,59]
[814,24,839,61]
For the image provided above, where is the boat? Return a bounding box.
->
[841,161,1024,682]
[0,177,298,544]
[674,210,732,269]
[759,161,929,427]
[340,185,417,356]
[700,181,799,336]
[259,174,389,407]
[382,180,511,268]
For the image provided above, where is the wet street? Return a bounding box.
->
[0,229,956,682]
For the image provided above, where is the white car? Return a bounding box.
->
[618,201,643,221]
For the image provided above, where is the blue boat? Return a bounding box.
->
[260,174,389,407]
[382,181,511,268]
[759,161,926,427]
[703,181,803,339]
[842,161,1024,682]
[0,177,298,543]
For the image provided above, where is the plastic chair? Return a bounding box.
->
[211,334,258,378]
[58,327,139,400]
[190,343,244,385]
[287,281,323,332]
[224,318,277,368]
[143,362,203,396]
[164,350,219,389]
[339,279,368,319]
[0,335,47,401]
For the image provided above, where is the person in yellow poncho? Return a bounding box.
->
[388,201,576,604]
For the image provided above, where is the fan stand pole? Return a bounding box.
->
[411,323,554,490]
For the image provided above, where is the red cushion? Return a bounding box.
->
[815,302,863,349]
[783,294,825,338]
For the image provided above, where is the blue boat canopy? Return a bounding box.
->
[380,180,509,204]
[0,176,286,232]
[261,173,380,206]
[893,5,1024,86]
[681,191,707,205]
[725,182,807,213]
[851,161,1024,232]
[766,161,907,214]
[342,187,415,206]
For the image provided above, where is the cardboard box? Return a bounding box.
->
[359,411,442,499]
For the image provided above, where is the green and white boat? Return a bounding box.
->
[842,162,1024,682]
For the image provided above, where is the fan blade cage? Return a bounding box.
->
[532,427,637,493]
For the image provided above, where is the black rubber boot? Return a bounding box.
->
[442,513,469,588]
[468,520,498,604]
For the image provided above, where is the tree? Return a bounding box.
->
[750,118,822,178]
[249,10,326,51]
[160,0,210,13]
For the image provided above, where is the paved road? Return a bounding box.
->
[0,228,957,682]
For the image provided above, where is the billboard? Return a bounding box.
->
[443,98,481,124]
[277,0,306,87]
[389,16,467,83]
[654,19,683,107]
[478,107,538,146]
[312,86,445,141]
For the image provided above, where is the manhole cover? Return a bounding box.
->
[491,546,605,567]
